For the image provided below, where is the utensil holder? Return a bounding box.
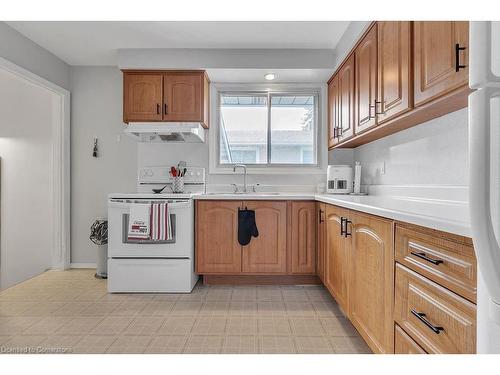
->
[172,176,185,193]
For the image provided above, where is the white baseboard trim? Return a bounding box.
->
[70,263,96,269]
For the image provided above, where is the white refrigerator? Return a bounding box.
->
[469,21,500,353]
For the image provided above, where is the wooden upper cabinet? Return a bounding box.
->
[196,201,242,274]
[242,201,287,274]
[123,73,163,122]
[414,21,469,107]
[324,204,350,315]
[336,54,355,143]
[377,21,412,123]
[123,70,210,127]
[349,211,394,354]
[291,201,316,274]
[355,24,378,134]
[327,75,339,149]
[163,72,203,123]
[316,203,326,282]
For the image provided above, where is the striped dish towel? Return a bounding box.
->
[150,202,173,241]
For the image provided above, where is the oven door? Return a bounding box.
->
[108,198,193,258]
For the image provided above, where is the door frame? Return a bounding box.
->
[0,56,71,270]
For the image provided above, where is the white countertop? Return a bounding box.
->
[193,192,471,238]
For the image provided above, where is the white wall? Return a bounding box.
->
[138,143,326,188]
[0,68,57,289]
[0,22,70,90]
[70,67,137,265]
[352,108,468,186]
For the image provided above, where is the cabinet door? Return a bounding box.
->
[196,201,242,273]
[123,73,163,122]
[377,21,412,124]
[327,75,339,149]
[324,204,350,314]
[163,72,203,122]
[242,201,287,274]
[336,54,355,143]
[349,211,394,354]
[316,203,326,282]
[414,21,469,106]
[291,201,316,274]
[355,24,378,134]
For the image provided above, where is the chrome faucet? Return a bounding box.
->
[233,164,248,193]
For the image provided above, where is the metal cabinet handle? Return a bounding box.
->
[370,100,385,116]
[333,127,337,139]
[455,43,467,72]
[411,309,444,334]
[340,217,346,236]
[336,126,343,139]
[319,209,325,223]
[374,100,385,115]
[410,251,444,265]
[340,217,351,237]
[156,104,160,115]
[164,103,168,115]
[344,219,352,238]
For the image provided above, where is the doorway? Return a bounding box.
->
[0,58,70,290]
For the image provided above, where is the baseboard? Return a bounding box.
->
[202,274,321,285]
[70,263,96,269]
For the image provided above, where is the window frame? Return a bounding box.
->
[210,83,327,175]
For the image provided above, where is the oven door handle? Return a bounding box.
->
[108,200,191,209]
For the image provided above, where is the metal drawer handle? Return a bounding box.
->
[410,251,444,265]
[411,309,444,334]
[319,209,325,223]
[455,43,467,72]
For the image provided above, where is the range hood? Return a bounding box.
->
[124,123,206,143]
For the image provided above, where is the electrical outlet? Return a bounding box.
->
[380,161,386,175]
[116,134,121,143]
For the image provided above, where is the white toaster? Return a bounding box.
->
[327,165,353,194]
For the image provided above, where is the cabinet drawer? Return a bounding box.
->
[394,264,476,354]
[394,324,426,354]
[395,223,476,302]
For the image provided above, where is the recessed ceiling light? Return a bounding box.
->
[264,73,276,81]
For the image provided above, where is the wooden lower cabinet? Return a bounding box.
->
[349,211,394,354]
[394,263,476,354]
[196,201,242,273]
[242,201,287,273]
[395,222,477,303]
[324,204,350,314]
[196,200,313,276]
[291,201,316,274]
[316,203,326,282]
[395,324,427,354]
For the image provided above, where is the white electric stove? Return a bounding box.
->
[107,166,205,293]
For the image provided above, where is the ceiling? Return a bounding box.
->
[6,21,350,66]
[206,69,334,83]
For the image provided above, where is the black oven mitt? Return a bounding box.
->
[238,208,259,246]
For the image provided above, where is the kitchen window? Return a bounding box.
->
[216,90,320,170]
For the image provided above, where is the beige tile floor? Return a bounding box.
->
[0,269,371,354]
